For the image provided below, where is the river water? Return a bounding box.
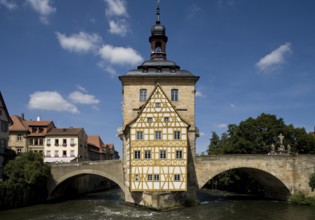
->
[1,189,315,220]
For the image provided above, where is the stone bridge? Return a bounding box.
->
[48,155,315,200]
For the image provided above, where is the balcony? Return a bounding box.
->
[62,143,67,147]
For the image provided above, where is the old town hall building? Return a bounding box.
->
[119,5,199,208]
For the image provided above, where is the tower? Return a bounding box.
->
[119,4,199,209]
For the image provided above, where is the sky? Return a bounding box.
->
[1,0,315,156]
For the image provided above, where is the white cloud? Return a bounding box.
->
[199,132,205,136]
[76,85,87,93]
[0,0,17,10]
[230,103,236,108]
[26,0,56,24]
[217,123,228,129]
[104,0,127,17]
[69,91,100,105]
[109,19,128,36]
[99,44,143,66]
[56,32,102,53]
[28,91,79,113]
[256,42,292,73]
[195,90,206,97]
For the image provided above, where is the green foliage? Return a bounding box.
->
[309,173,315,191]
[290,192,315,206]
[0,152,51,210]
[207,113,315,155]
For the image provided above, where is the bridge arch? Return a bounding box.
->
[48,161,124,199]
[200,167,291,200]
[195,156,296,200]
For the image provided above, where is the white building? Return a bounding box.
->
[44,128,88,163]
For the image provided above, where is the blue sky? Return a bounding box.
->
[1,0,315,155]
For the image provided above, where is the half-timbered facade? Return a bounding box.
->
[129,85,189,191]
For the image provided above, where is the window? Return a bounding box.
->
[144,150,151,159]
[39,139,43,146]
[147,174,153,181]
[135,175,139,181]
[62,139,67,146]
[136,131,143,140]
[1,121,8,132]
[171,89,178,101]
[46,150,51,157]
[160,150,166,159]
[155,131,162,140]
[17,148,22,155]
[70,150,75,157]
[54,150,59,157]
[174,131,181,140]
[34,139,39,145]
[32,127,37,133]
[147,117,153,123]
[140,89,147,101]
[174,174,181,181]
[47,139,51,146]
[155,102,161,108]
[17,134,22,141]
[176,150,182,159]
[164,117,169,123]
[154,174,160,181]
[55,139,59,146]
[38,127,44,133]
[62,150,67,157]
[70,138,75,146]
[134,150,141,159]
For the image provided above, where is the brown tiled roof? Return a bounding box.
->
[88,135,104,151]
[46,128,83,136]
[9,115,28,131]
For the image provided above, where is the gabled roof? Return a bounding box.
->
[46,128,83,136]
[0,91,12,125]
[87,135,104,149]
[9,115,28,131]
[125,84,190,131]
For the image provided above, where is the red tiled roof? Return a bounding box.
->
[9,115,28,131]
[87,135,104,151]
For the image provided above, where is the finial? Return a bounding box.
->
[156,0,160,24]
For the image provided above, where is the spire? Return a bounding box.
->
[156,0,160,24]
[150,1,168,60]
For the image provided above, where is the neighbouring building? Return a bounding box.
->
[0,92,12,180]
[44,128,88,163]
[88,136,120,160]
[8,114,29,155]
[118,5,199,209]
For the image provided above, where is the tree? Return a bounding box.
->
[0,152,51,209]
[208,113,315,154]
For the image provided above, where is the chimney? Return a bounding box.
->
[37,116,41,121]
[21,113,24,120]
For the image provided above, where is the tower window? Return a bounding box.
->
[171,89,178,101]
[155,131,162,140]
[134,150,141,159]
[176,150,182,159]
[136,131,143,140]
[144,150,151,159]
[174,131,181,140]
[154,174,160,181]
[140,89,147,101]
[174,174,181,181]
[160,150,166,159]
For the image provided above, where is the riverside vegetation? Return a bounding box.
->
[0,151,50,210]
